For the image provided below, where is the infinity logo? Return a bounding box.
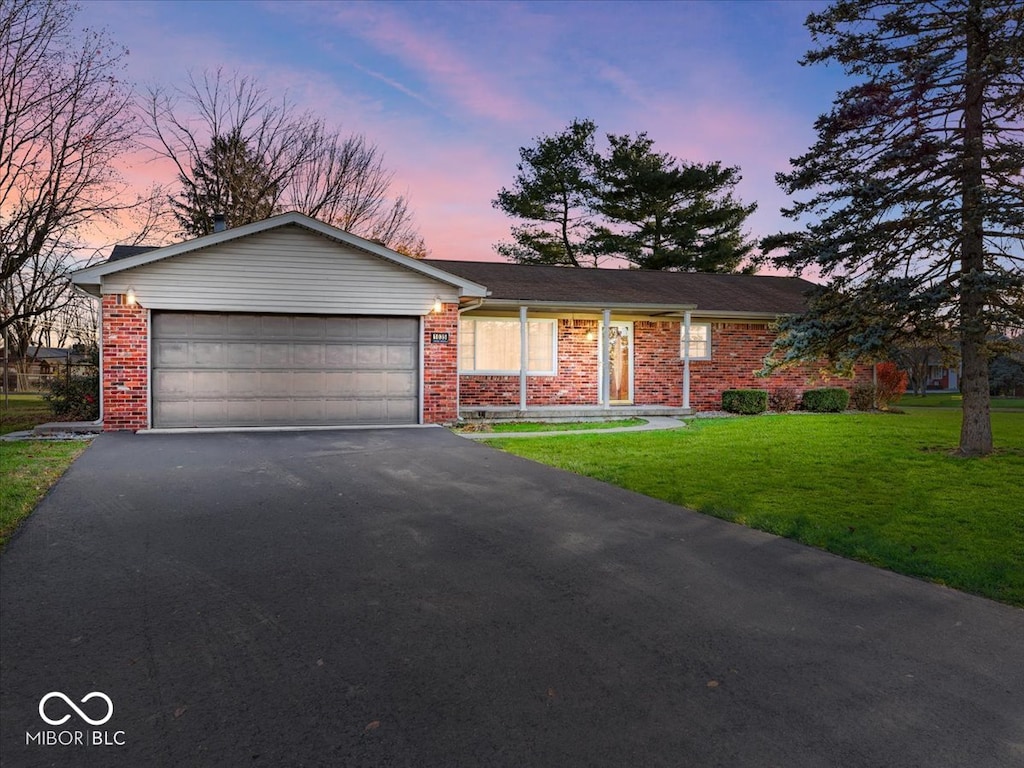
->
[38,692,114,726]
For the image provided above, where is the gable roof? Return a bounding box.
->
[71,212,488,297]
[423,260,815,316]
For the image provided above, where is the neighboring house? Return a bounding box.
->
[71,212,869,431]
[1,346,92,392]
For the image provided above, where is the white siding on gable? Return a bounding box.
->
[101,226,459,315]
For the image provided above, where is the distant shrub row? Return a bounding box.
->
[721,387,851,414]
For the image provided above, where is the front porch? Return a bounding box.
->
[458,404,693,423]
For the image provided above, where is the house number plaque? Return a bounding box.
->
[430,332,450,344]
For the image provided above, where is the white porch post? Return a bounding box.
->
[602,309,611,409]
[683,310,692,410]
[519,305,528,411]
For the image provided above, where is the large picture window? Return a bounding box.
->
[680,322,711,360]
[459,317,557,374]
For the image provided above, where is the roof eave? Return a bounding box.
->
[467,298,699,313]
[467,299,797,319]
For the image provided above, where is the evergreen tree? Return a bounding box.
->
[761,0,1024,456]
[492,119,600,267]
[595,133,756,272]
[493,120,756,272]
[172,131,279,237]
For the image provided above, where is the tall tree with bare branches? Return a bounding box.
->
[143,70,426,256]
[1,0,141,333]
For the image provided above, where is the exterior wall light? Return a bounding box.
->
[125,287,137,306]
[433,297,443,313]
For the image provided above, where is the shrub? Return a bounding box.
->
[768,387,799,412]
[801,387,850,413]
[722,389,768,415]
[44,371,99,421]
[850,383,877,411]
[875,362,908,409]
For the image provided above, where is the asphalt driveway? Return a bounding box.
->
[1,429,1021,767]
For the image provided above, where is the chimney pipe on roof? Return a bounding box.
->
[213,213,226,233]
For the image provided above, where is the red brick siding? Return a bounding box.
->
[423,304,460,423]
[458,317,871,412]
[101,295,149,431]
[460,318,601,406]
[634,321,683,405]
[688,322,872,411]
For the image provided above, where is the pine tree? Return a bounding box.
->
[492,119,601,267]
[172,131,279,237]
[595,133,756,272]
[761,0,1024,456]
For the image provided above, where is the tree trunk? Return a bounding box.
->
[957,0,993,457]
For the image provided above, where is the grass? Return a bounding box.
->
[485,409,1024,606]
[459,418,647,433]
[0,439,87,547]
[900,394,1024,409]
[0,393,53,435]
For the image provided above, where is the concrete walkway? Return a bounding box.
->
[458,415,687,439]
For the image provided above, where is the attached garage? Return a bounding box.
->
[151,312,419,428]
[71,213,487,431]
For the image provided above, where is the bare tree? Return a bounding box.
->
[142,69,425,255]
[2,244,76,370]
[1,0,142,332]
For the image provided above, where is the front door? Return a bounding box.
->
[600,322,633,404]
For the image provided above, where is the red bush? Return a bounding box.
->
[876,362,908,409]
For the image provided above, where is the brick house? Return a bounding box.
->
[71,213,866,431]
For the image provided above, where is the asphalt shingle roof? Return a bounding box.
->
[108,245,158,261]
[423,260,815,314]
[103,243,812,315]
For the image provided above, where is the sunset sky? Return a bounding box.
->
[80,0,845,267]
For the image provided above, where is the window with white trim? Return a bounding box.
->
[459,317,557,374]
[680,322,711,360]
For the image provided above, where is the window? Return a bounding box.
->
[680,322,711,360]
[459,317,557,374]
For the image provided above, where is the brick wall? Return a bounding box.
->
[634,321,684,405]
[101,295,149,431]
[688,322,872,410]
[423,303,460,423]
[458,316,871,412]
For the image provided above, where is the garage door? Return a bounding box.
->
[152,312,419,428]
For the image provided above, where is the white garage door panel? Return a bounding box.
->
[152,312,419,428]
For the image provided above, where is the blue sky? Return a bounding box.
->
[84,0,845,263]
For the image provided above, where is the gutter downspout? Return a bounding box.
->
[683,310,692,410]
[519,306,528,411]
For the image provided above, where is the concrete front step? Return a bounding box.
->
[459,405,693,423]
[33,421,103,435]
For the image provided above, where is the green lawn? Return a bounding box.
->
[901,394,1024,409]
[460,418,647,434]
[0,440,87,547]
[0,393,52,435]
[485,410,1024,606]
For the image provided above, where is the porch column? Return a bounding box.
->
[519,306,528,411]
[602,309,611,409]
[683,310,692,409]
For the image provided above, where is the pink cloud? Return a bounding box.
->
[318,3,544,125]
